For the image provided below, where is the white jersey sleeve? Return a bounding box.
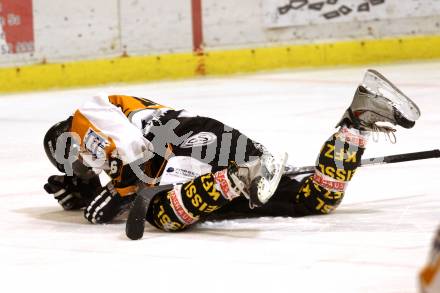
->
[70,93,154,196]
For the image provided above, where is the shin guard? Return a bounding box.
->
[295,126,368,215]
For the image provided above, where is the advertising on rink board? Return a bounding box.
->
[263,0,440,28]
[0,0,34,54]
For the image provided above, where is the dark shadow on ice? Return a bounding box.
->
[332,208,381,215]
[117,226,263,241]
[193,228,263,239]
[14,206,126,225]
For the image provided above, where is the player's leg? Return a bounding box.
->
[205,127,366,218]
[175,115,288,203]
[292,127,366,215]
[144,116,286,231]
[145,157,286,231]
[146,168,237,231]
[207,70,420,219]
[294,69,420,215]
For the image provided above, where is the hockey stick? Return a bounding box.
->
[284,149,440,176]
[127,149,439,239]
[126,184,173,240]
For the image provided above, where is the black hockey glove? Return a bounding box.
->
[44,175,101,210]
[84,183,135,224]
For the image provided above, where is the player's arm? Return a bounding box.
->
[43,173,101,210]
[43,94,153,220]
[82,153,144,224]
[71,94,154,223]
[81,94,179,223]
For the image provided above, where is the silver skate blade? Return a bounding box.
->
[257,152,288,205]
[363,69,421,122]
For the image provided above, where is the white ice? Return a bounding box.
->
[0,62,439,293]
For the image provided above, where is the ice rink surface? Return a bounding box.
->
[0,62,439,293]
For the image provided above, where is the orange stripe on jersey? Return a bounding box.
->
[70,110,116,160]
[108,95,169,117]
[115,185,138,197]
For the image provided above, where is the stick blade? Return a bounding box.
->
[126,184,173,240]
[126,193,149,240]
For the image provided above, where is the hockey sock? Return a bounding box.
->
[146,169,241,231]
[295,126,368,215]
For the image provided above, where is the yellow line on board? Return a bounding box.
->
[1,35,440,93]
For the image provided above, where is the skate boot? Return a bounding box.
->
[227,152,288,208]
[337,69,421,135]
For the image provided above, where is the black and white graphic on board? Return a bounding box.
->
[277,0,382,17]
[263,0,440,28]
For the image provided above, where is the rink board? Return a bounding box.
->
[1,35,440,93]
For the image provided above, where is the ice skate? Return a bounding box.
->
[337,69,421,133]
[228,152,288,208]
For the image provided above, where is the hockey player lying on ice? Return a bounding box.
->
[43,70,420,233]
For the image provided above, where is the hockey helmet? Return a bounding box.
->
[43,117,74,172]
